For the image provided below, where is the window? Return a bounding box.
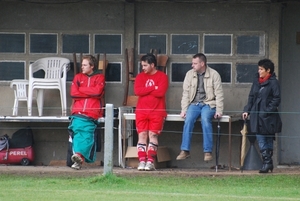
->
[237,35,264,55]
[66,61,80,81]
[171,63,191,82]
[94,34,122,54]
[62,34,89,53]
[0,61,25,80]
[0,33,25,53]
[30,33,57,53]
[106,63,121,82]
[171,34,198,54]
[236,63,257,83]
[139,34,167,54]
[204,34,232,55]
[208,63,232,83]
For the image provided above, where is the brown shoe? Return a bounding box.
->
[176,150,190,160]
[204,152,213,162]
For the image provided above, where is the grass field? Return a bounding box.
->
[0,173,299,201]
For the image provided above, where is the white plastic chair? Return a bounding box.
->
[27,57,70,116]
[10,79,32,116]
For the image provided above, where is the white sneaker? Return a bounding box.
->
[71,154,83,164]
[71,162,81,170]
[137,161,146,171]
[144,161,155,171]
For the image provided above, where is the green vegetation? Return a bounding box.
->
[0,173,299,201]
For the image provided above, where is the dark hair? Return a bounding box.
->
[140,53,157,67]
[258,59,274,74]
[193,53,207,65]
[82,55,98,69]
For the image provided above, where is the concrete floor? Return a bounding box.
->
[1,164,299,177]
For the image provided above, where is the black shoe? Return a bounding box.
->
[259,149,273,173]
[259,163,274,173]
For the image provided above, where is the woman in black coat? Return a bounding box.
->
[242,59,282,173]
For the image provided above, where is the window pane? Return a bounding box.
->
[95,34,121,54]
[237,35,260,55]
[106,63,121,82]
[139,34,166,54]
[171,63,191,82]
[30,34,57,53]
[208,63,231,83]
[67,61,81,81]
[62,34,89,53]
[171,35,198,54]
[0,61,25,80]
[204,35,231,54]
[0,33,25,53]
[236,63,257,83]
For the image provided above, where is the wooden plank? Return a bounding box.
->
[0,116,105,123]
[123,113,234,123]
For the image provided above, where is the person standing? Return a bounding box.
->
[68,55,105,170]
[134,53,169,171]
[176,53,224,162]
[242,58,282,173]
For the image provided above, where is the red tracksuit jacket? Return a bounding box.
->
[70,70,105,119]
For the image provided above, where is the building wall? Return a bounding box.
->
[0,1,285,168]
[280,3,300,165]
[0,1,126,116]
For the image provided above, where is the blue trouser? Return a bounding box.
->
[68,115,98,163]
[180,103,216,153]
[256,134,274,151]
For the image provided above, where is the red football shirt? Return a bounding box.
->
[134,70,169,117]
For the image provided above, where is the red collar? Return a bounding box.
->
[259,74,271,84]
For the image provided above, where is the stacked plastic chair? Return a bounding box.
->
[27,57,70,116]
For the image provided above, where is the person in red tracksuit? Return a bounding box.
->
[134,53,169,171]
[68,55,105,170]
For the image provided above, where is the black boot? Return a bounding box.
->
[259,149,273,173]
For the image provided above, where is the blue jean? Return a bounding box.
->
[180,103,216,153]
[256,134,274,151]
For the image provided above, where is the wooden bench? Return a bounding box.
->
[1,107,240,171]
[118,107,240,171]
[0,104,115,173]
[0,116,104,123]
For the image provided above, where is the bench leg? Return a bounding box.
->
[12,99,18,116]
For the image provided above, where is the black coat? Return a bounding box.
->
[243,73,282,135]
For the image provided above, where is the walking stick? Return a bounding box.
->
[215,118,221,172]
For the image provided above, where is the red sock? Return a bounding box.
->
[147,149,157,163]
[76,152,84,161]
[147,142,158,163]
[137,143,147,162]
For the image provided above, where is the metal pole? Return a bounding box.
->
[215,118,221,172]
[103,103,114,175]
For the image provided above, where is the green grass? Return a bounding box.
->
[0,173,299,201]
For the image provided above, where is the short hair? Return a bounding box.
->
[82,55,98,69]
[258,59,274,74]
[193,53,207,65]
[140,53,157,67]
